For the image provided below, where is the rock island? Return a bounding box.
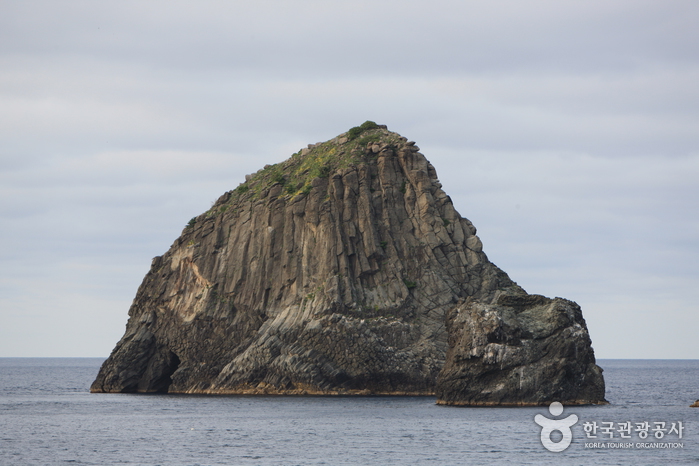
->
[91,122,606,406]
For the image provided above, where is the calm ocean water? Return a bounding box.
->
[0,358,697,465]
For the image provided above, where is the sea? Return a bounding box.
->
[0,359,697,465]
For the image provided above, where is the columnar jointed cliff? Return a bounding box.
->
[92,122,606,405]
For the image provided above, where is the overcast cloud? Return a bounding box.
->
[1,0,697,358]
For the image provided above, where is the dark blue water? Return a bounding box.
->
[0,359,697,465]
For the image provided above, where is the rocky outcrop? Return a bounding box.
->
[91,121,606,405]
[436,292,605,406]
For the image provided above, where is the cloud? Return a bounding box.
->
[0,0,697,357]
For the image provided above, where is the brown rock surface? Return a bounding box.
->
[91,121,606,405]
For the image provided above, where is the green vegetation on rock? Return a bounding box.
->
[347,120,379,140]
[403,279,417,290]
[209,122,404,214]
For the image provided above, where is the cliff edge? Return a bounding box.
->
[91,122,606,405]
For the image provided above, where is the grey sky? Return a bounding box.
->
[1,0,697,358]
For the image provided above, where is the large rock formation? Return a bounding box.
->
[436,294,605,406]
[91,121,606,405]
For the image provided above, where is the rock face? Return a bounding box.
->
[91,121,606,405]
[436,294,605,406]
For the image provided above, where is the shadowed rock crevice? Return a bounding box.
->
[90,327,181,393]
[139,347,180,393]
[91,122,606,405]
